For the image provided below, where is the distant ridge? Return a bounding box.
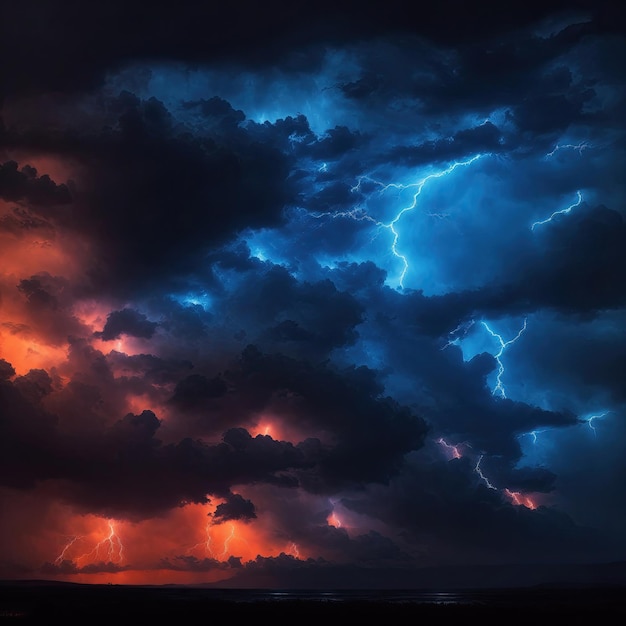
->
[2,561,625,590]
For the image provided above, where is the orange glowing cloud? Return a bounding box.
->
[249,412,330,446]
[0,330,69,377]
[0,157,95,377]
[327,512,342,528]
[8,494,312,585]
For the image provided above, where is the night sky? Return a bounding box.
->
[1,0,625,588]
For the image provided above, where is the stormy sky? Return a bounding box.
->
[0,0,624,587]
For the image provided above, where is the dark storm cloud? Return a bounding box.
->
[405,202,626,338]
[341,454,614,565]
[106,352,193,386]
[305,126,367,160]
[0,375,59,489]
[204,262,365,360]
[0,340,431,518]
[40,561,129,575]
[248,115,316,153]
[0,401,312,519]
[168,374,228,412]
[500,466,558,493]
[94,308,159,341]
[40,560,79,576]
[13,369,54,404]
[511,312,626,404]
[472,203,626,317]
[388,122,504,166]
[159,555,230,572]
[336,21,601,123]
[3,0,617,100]
[0,359,15,379]
[1,0,624,585]
[0,207,53,236]
[511,204,626,314]
[213,492,257,523]
[182,97,246,131]
[1,92,295,295]
[436,398,579,460]
[152,298,213,341]
[0,161,72,206]
[17,275,60,310]
[10,274,88,345]
[298,526,412,565]
[219,346,429,490]
[311,264,582,467]
[509,92,593,134]
[303,181,357,213]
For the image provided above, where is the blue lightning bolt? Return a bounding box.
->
[531,191,583,231]
[441,319,476,350]
[585,411,610,437]
[474,454,496,489]
[314,155,485,289]
[426,211,452,220]
[172,291,212,310]
[545,142,591,158]
[519,429,547,444]
[481,318,527,398]
[382,155,484,288]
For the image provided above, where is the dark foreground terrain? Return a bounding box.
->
[1,582,625,623]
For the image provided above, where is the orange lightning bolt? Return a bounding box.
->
[76,520,124,566]
[54,536,82,565]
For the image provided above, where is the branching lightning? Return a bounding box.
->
[54,536,81,565]
[481,318,527,398]
[379,155,484,288]
[504,489,537,510]
[189,519,215,557]
[287,542,300,558]
[531,190,583,230]
[76,520,124,566]
[585,411,611,437]
[437,437,462,459]
[518,429,548,444]
[309,154,485,289]
[441,319,475,350]
[439,445,536,509]
[189,519,247,561]
[219,524,235,559]
[545,142,590,158]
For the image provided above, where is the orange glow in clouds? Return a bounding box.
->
[55,519,124,567]
[249,413,322,444]
[0,331,68,376]
[181,500,304,564]
[504,489,537,510]
[250,417,282,440]
[327,512,342,528]
[45,500,308,584]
